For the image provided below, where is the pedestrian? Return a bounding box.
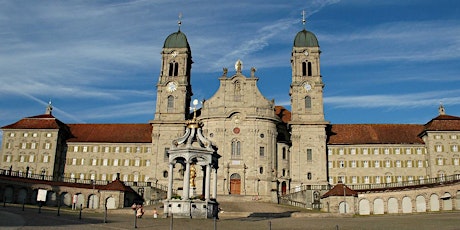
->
[136,204,144,218]
[153,208,158,219]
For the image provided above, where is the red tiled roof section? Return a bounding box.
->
[67,124,152,143]
[424,114,460,131]
[322,182,358,198]
[2,114,67,130]
[328,124,425,145]
[103,179,136,192]
[274,106,291,123]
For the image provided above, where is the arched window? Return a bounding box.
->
[305,96,312,109]
[302,61,312,76]
[231,140,241,159]
[167,95,174,111]
[168,62,179,76]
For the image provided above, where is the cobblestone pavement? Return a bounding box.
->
[1,204,460,230]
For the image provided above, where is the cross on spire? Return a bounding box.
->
[301,10,307,29]
[178,12,183,31]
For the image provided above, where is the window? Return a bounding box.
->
[126,147,131,153]
[112,174,117,181]
[72,158,77,165]
[80,173,85,180]
[451,135,458,140]
[136,147,141,153]
[437,157,444,166]
[114,159,119,166]
[418,160,423,167]
[90,174,95,180]
[405,148,411,154]
[307,172,312,180]
[259,146,265,157]
[329,177,334,184]
[163,171,168,178]
[231,140,241,158]
[45,143,50,149]
[364,176,370,184]
[146,160,151,166]
[351,148,356,155]
[339,160,345,168]
[81,158,85,165]
[396,160,401,168]
[20,155,25,162]
[104,147,110,153]
[73,146,78,152]
[338,176,345,183]
[282,148,287,160]
[259,167,264,174]
[83,146,88,152]
[147,147,151,153]
[454,158,459,166]
[395,148,400,154]
[307,149,312,161]
[124,159,130,166]
[386,176,392,183]
[305,96,311,109]
[397,176,403,183]
[101,174,107,181]
[328,149,332,155]
[23,133,28,137]
[373,148,379,155]
[46,133,52,137]
[385,160,391,168]
[103,159,108,166]
[9,132,15,137]
[408,176,414,182]
[339,148,344,155]
[167,95,174,111]
[352,176,357,184]
[135,158,140,167]
[351,160,357,168]
[301,61,312,76]
[123,174,128,181]
[363,148,368,155]
[168,62,178,76]
[6,143,11,149]
[436,145,443,152]
[328,161,333,169]
[29,155,34,163]
[43,155,49,163]
[363,160,369,168]
[435,135,441,139]
[115,147,120,153]
[134,174,139,182]
[384,148,389,155]
[407,160,412,168]
[71,173,75,179]
[375,176,381,184]
[416,148,422,154]
[32,133,38,137]
[452,145,458,152]
[93,146,98,152]
[92,159,97,166]
[374,161,380,168]
[21,143,27,149]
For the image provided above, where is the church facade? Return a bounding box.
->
[1,26,460,199]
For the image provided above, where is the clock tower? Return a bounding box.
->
[289,21,329,187]
[153,29,193,122]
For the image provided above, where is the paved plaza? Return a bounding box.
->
[1,204,460,230]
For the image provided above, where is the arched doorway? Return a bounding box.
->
[88,194,99,209]
[62,193,72,207]
[106,197,116,209]
[281,181,287,195]
[230,173,241,195]
[17,188,28,204]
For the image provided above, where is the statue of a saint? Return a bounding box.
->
[190,164,196,187]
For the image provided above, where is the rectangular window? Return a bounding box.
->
[454,158,459,166]
[451,135,457,139]
[339,148,344,155]
[83,146,88,152]
[374,160,380,168]
[31,142,36,149]
[373,148,379,155]
[363,160,369,168]
[43,155,49,163]
[23,133,28,137]
[46,133,52,137]
[126,147,131,153]
[351,160,357,168]
[101,174,107,181]
[115,147,120,153]
[435,135,441,139]
[437,158,444,165]
[103,159,108,166]
[386,176,392,183]
[418,160,423,167]
[363,148,368,155]
[93,146,98,153]
[231,141,241,158]
[328,161,333,169]
[352,176,357,184]
[384,148,389,155]
[6,143,11,149]
[32,133,38,137]
[146,160,151,167]
[307,149,312,161]
[452,145,458,152]
[9,132,15,137]
[29,155,34,163]
[328,149,332,155]
[395,148,400,154]
[351,148,356,155]
[81,158,85,165]
[407,160,412,168]
[72,158,77,165]
[259,146,265,157]
[385,160,391,168]
[104,147,110,153]
[73,146,78,152]
[416,148,423,154]
[21,143,27,149]
[147,147,151,153]
[124,159,130,166]
[339,160,345,168]
[20,155,25,162]
[114,159,119,166]
[364,176,370,184]
[136,147,141,153]
[405,148,411,154]
[329,177,334,184]
[45,143,50,149]
[397,176,403,183]
[436,145,443,152]
[375,176,381,184]
[135,159,140,167]
[396,160,401,168]
[92,159,97,166]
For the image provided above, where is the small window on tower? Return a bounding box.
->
[305,96,311,109]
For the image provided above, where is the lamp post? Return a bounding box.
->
[138,187,144,202]
[41,169,45,180]
[91,180,95,209]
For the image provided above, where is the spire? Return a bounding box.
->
[45,100,53,115]
[301,10,307,29]
[178,12,183,31]
[439,102,446,115]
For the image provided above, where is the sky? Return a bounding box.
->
[1,0,460,139]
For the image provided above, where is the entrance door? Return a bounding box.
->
[230,173,241,195]
[281,181,287,195]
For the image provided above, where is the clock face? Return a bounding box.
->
[171,50,178,57]
[167,82,177,92]
[304,83,312,91]
[304,50,309,56]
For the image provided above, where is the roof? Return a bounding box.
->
[322,182,358,198]
[2,114,68,130]
[294,29,319,47]
[274,106,291,123]
[327,124,425,145]
[163,30,190,49]
[423,114,460,132]
[67,124,152,143]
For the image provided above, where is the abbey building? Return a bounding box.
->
[1,26,460,199]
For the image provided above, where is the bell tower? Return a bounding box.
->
[153,25,193,122]
[289,13,329,187]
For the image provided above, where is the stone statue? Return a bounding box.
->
[190,164,196,187]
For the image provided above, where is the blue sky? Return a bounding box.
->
[1,0,459,136]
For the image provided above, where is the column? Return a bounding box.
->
[205,164,211,200]
[167,163,174,200]
[212,167,218,199]
[183,161,191,200]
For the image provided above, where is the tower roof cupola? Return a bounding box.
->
[163,30,190,49]
[293,29,319,47]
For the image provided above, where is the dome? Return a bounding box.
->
[293,29,319,47]
[163,30,190,49]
